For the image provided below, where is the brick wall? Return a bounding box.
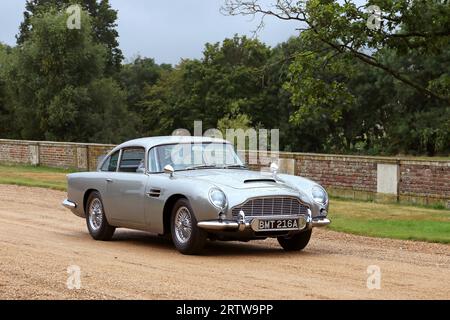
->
[294,155,377,192]
[399,161,450,199]
[0,141,32,164]
[0,139,114,171]
[0,139,449,207]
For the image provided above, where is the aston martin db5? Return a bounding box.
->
[62,136,330,254]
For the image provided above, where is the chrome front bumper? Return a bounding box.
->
[197,211,330,232]
[62,199,77,209]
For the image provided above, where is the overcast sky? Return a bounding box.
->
[0,0,300,65]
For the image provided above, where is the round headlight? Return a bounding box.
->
[209,188,227,210]
[312,186,328,205]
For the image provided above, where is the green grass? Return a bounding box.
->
[0,163,449,244]
[328,199,450,243]
[0,163,75,191]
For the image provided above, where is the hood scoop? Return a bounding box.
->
[244,178,276,183]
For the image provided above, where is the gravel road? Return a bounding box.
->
[0,185,448,300]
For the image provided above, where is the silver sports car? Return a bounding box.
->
[62,136,330,254]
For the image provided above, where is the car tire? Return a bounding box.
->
[171,198,207,255]
[277,229,312,251]
[85,191,115,241]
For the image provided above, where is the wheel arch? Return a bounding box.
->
[162,194,188,235]
[83,189,99,214]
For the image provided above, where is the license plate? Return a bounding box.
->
[251,217,306,232]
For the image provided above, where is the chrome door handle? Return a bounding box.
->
[106,178,113,183]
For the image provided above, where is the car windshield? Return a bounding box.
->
[149,142,245,172]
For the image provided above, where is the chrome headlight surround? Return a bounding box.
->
[312,185,328,205]
[208,188,228,210]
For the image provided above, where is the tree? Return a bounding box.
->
[223,0,450,104]
[117,57,171,133]
[17,0,123,74]
[3,6,135,143]
[223,0,450,155]
[140,36,273,137]
[0,43,15,138]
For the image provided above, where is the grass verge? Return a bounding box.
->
[0,163,74,191]
[329,199,450,243]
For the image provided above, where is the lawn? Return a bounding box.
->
[329,199,450,243]
[0,163,449,243]
[0,163,74,191]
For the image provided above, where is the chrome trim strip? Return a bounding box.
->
[197,220,242,231]
[62,199,77,209]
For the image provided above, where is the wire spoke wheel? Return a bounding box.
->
[174,206,193,244]
[88,198,103,231]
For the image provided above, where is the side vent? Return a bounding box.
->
[147,189,161,198]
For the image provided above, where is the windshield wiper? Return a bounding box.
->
[185,164,218,170]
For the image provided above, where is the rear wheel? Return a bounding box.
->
[85,191,115,241]
[277,229,312,251]
[171,199,206,255]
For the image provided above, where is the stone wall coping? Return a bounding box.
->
[0,139,115,148]
[1,139,448,164]
[244,150,450,164]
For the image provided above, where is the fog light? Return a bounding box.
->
[298,217,307,229]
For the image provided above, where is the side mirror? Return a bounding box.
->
[136,167,146,174]
[270,162,279,179]
[164,164,175,177]
[270,162,279,174]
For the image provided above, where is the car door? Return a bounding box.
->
[142,146,170,234]
[105,147,149,228]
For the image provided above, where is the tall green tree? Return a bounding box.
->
[0,43,15,138]
[140,36,273,136]
[224,0,450,155]
[3,6,135,143]
[224,0,450,104]
[117,57,172,133]
[17,0,123,74]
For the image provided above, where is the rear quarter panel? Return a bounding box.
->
[67,172,109,218]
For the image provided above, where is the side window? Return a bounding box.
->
[148,148,158,173]
[119,148,145,173]
[101,151,120,172]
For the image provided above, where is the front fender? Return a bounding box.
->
[277,173,329,218]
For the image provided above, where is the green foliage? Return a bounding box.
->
[140,35,273,136]
[224,0,450,155]
[0,44,14,138]
[2,7,135,143]
[117,57,171,133]
[17,0,123,74]
[0,1,448,156]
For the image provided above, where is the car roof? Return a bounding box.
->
[113,136,230,151]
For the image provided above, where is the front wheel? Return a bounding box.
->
[85,191,115,241]
[277,229,312,251]
[171,199,207,255]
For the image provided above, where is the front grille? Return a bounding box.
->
[231,196,309,217]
